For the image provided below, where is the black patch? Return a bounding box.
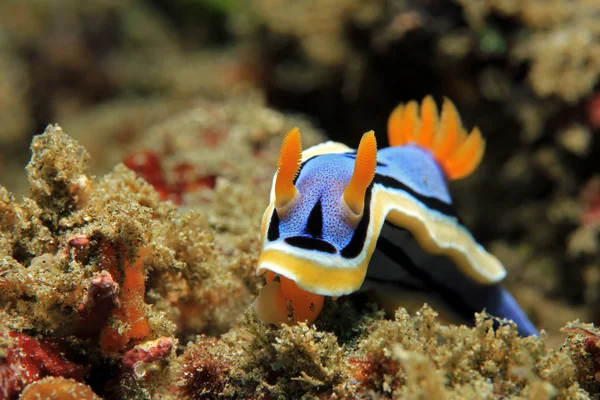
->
[340,183,373,259]
[293,157,315,184]
[285,236,337,254]
[267,209,280,241]
[305,199,323,238]
[374,222,477,321]
[363,275,424,291]
[373,174,458,218]
[342,153,387,167]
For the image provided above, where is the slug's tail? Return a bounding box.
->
[484,286,539,337]
[387,96,485,180]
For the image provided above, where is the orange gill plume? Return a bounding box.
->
[387,96,485,180]
[274,127,303,209]
[343,131,378,216]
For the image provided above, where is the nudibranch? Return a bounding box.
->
[254,96,538,336]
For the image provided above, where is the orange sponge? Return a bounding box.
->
[99,240,150,353]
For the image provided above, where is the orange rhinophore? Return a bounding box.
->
[343,131,378,216]
[274,127,303,209]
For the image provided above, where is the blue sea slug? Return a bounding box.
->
[254,96,538,337]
